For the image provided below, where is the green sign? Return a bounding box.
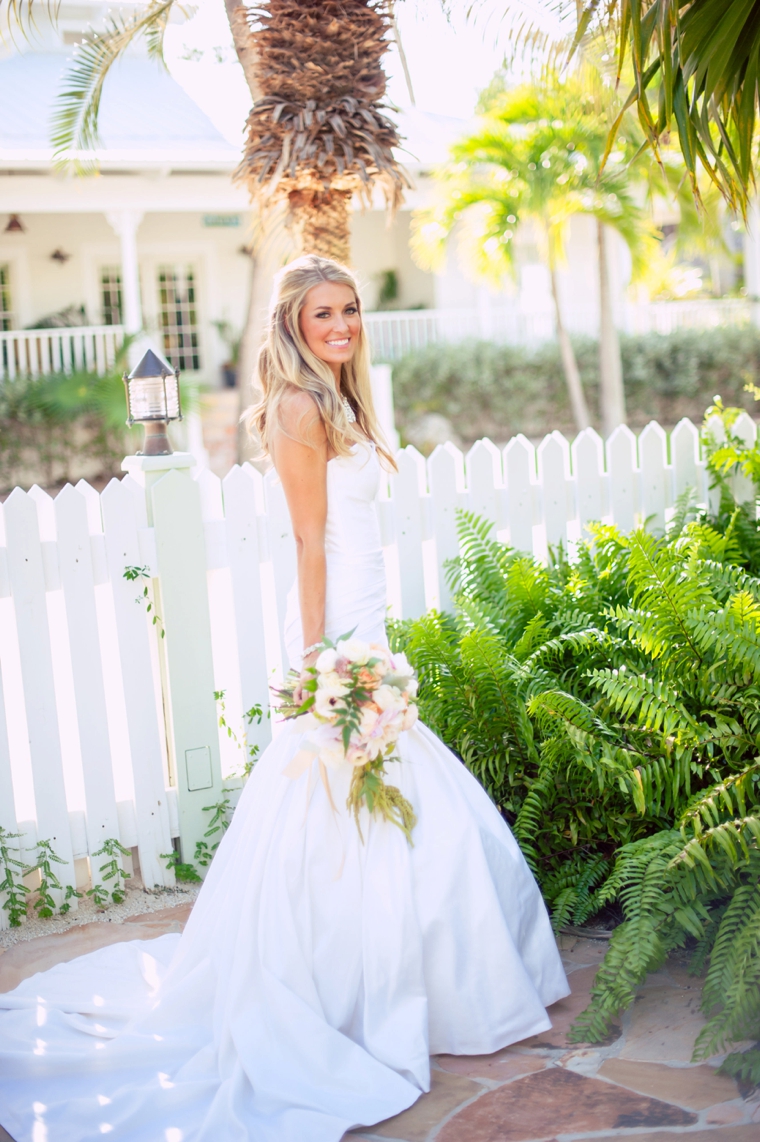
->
[202,215,241,228]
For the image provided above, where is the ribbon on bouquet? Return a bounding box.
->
[284,745,339,816]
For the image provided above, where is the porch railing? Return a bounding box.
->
[0,325,126,379]
[0,299,755,379]
[364,298,758,360]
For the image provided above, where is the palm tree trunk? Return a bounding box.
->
[597,219,626,437]
[288,188,353,263]
[224,0,262,100]
[235,207,296,463]
[549,264,590,431]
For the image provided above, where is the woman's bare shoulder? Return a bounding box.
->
[274,386,326,446]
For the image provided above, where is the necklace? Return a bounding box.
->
[342,395,356,424]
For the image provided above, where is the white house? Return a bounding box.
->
[0,0,641,386]
[1,0,756,479]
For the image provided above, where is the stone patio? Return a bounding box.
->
[0,905,758,1142]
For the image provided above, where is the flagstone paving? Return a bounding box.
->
[0,909,758,1142]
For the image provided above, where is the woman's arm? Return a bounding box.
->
[270,391,330,669]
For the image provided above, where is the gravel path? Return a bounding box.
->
[0,880,201,949]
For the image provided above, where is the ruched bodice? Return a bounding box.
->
[325,442,382,558]
[284,441,388,666]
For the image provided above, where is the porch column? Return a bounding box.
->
[106,210,145,357]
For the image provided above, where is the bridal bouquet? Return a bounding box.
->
[276,635,419,842]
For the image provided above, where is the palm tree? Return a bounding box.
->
[413,80,651,434]
[570,1,760,214]
[15,0,409,459]
[48,0,408,265]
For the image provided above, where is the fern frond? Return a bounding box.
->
[689,605,760,678]
[678,764,760,840]
[589,667,699,741]
[625,530,712,666]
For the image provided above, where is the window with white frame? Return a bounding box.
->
[157,265,201,371]
[0,264,13,330]
[100,267,122,325]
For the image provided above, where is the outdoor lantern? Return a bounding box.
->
[124,348,183,456]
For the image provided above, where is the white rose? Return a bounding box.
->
[316,647,338,673]
[359,706,380,735]
[402,703,418,731]
[337,637,371,665]
[373,684,404,713]
[404,678,419,699]
[391,652,413,679]
[318,671,349,698]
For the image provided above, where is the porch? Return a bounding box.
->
[1,297,756,380]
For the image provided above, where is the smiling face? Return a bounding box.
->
[299,281,361,383]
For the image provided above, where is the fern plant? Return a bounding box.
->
[390,440,760,1078]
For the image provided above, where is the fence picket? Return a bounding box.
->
[3,489,75,900]
[55,484,121,858]
[101,477,174,887]
[263,467,296,670]
[606,425,639,533]
[671,418,703,504]
[503,434,536,553]
[0,657,15,835]
[638,422,670,534]
[428,444,466,612]
[0,655,19,929]
[572,427,606,534]
[391,447,427,619]
[198,469,227,569]
[538,432,572,551]
[223,464,272,753]
[466,439,503,533]
[731,411,757,506]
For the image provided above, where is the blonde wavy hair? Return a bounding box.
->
[245,254,397,471]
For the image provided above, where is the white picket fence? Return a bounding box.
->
[0,412,756,926]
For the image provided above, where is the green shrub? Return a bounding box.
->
[0,364,137,492]
[389,402,760,1077]
[390,326,760,445]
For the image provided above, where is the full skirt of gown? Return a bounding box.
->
[0,443,569,1142]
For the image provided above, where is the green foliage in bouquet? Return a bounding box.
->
[275,633,418,844]
[389,403,760,1078]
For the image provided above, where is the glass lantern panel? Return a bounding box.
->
[163,374,181,419]
[128,376,169,420]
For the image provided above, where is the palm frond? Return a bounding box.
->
[51,0,175,160]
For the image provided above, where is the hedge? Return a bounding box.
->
[390,325,760,446]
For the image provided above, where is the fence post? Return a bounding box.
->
[122,452,223,871]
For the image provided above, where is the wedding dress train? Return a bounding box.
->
[0,442,568,1142]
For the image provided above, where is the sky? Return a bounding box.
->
[163,0,564,149]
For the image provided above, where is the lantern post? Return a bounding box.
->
[121,348,222,872]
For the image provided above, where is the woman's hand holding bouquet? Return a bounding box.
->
[276,634,419,841]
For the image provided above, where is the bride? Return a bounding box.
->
[0,255,568,1142]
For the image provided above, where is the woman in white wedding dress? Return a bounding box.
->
[0,255,568,1142]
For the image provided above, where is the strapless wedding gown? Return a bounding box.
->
[0,442,568,1142]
